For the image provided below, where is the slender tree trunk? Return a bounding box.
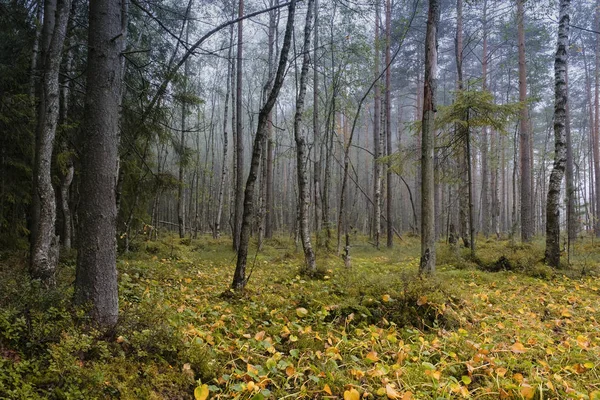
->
[312,0,322,240]
[233,0,245,250]
[294,0,316,274]
[232,0,296,290]
[480,0,490,238]
[455,0,469,248]
[385,0,393,248]
[75,0,127,328]
[177,10,193,239]
[373,0,382,248]
[58,1,77,250]
[30,0,72,285]
[565,63,577,248]
[517,0,533,242]
[545,0,570,267]
[419,0,438,275]
[594,1,600,237]
[215,25,235,239]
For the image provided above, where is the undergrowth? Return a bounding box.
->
[0,234,599,399]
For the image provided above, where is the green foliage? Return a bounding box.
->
[436,89,522,135]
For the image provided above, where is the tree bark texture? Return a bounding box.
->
[545,0,569,268]
[455,0,469,249]
[517,0,533,242]
[312,0,322,238]
[419,0,438,275]
[214,23,235,239]
[232,0,296,290]
[30,0,72,285]
[293,0,316,274]
[75,0,127,328]
[373,0,382,249]
[233,0,245,250]
[385,0,393,249]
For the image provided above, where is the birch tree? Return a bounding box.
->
[545,0,570,267]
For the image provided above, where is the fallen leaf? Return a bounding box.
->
[365,351,379,362]
[323,384,332,395]
[296,307,308,317]
[510,342,527,353]
[386,384,400,399]
[344,388,360,400]
[194,384,209,400]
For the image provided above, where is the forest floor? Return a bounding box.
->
[1,234,600,399]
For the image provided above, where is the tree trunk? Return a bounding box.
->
[30,0,72,285]
[215,23,235,239]
[233,0,245,250]
[232,0,296,291]
[373,0,382,249]
[517,0,533,242]
[419,0,438,275]
[545,0,570,268]
[455,0,469,249]
[385,0,393,249]
[177,10,193,239]
[312,0,322,240]
[294,0,316,274]
[565,63,577,248]
[480,0,490,238]
[75,0,127,328]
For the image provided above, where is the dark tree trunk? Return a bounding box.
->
[373,0,382,248]
[233,0,245,250]
[232,0,297,291]
[518,0,533,242]
[312,0,322,240]
[385,0,393,249]
[455,0,470,249]
[419,0,438,275]
[75,0,127,328]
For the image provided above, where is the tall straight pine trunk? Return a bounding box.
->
[372,0,382,248]
[420,0,438,275]
[75,0,127,328]
[517,0,533,242]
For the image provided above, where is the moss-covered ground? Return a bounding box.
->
[1,234,600,399]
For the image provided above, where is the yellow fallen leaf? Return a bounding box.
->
[382,294,391,302]
[495,367,507,377]
[344,388,360,400]
[386,384,400,399]
[366,351,379,362]
[254,331,265,341]
[194,384,209,400]
[417,296,428,306]
[285,365,295,377]
[402,392,413,400]
[520,384,535,399]
[510,342,527,353]
[323,384,332,395]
